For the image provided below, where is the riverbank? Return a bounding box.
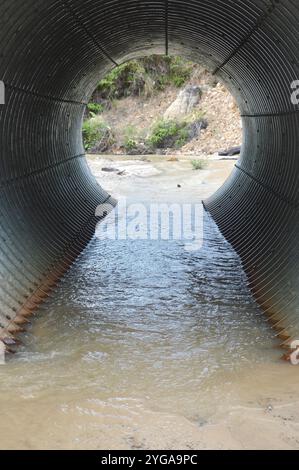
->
[87,153,236,199]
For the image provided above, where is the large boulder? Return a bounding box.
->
[164,85,202,119]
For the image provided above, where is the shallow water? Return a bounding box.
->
[0,159,296,450]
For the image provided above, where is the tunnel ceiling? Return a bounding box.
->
[0,0,298,359]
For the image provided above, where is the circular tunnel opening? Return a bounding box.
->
[0,0,298,360]
[81,54,243,160]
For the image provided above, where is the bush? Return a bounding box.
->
[124,138,138,152]
[97,61,146,100]
[94,55,194,101]
[191,159,207,170]
[148,118,195,149]
[148,119,181,148]
[168,56,193,87]
[82,116,114,152]
[87,102,104,115]
[147,109,208,151]
[122,125,139,152]
[141,55,193,90]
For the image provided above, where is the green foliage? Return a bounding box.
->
[148,118,189,149]
[82,119,100,150]
[87,102,104,115]
[148,109,208,150]
[168,56,193,87]
[141,55,193,89]
[97,61,146,100]
[148,119,179,147]
[82,117,114,152]
[123,125,138,151]
[175,127,190,148]
[124,138,138,152]
[95,55,194,101]
[191,159,207,170]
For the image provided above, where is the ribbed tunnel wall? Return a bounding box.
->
[0,0,298,357]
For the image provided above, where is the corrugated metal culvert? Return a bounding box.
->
[0,0,298,360]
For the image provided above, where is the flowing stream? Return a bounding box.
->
[0,158,298,450]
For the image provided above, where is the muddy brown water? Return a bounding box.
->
[0,158,298,450]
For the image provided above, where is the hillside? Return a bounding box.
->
[83,56,242,157]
